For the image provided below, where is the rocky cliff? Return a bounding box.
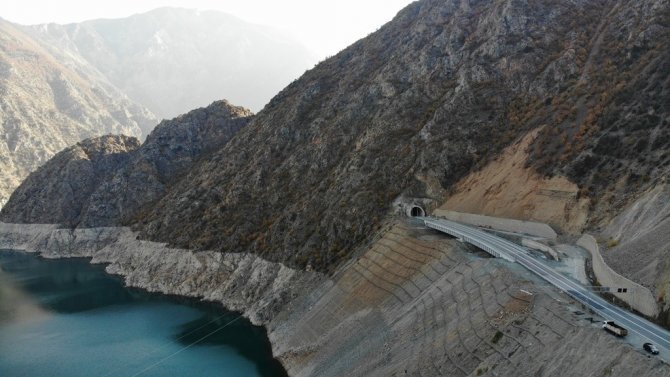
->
[0,135,140,226]
[1,100,252,227]
[136,0,669,274]
[24,7,317,118]
[82,100,253,227]
[0,19,157,207]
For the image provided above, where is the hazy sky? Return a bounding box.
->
[0,0,415,57]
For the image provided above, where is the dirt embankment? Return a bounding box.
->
[440,129,590,234]
[600,183,670,325]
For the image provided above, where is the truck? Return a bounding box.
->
[603,320,628,337]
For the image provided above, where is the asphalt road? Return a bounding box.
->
[422,217,670,362]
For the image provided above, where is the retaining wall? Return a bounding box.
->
[577,234,659,318]
[433,210,557,239]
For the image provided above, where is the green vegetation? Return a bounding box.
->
[491,330,503,344]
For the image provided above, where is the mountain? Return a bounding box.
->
[2,0,670,374]
[0,19,157,207]
[0,7,315,207]
[136,0,669,270]
[2,0,669,320]
[1,100,252,227]
[1,135,140,226]
[24,7,317,118]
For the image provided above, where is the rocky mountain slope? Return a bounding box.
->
[1,100,252,227]
[24,7,317,118]
[136,0,669,274]
[1,135,140,226]
[0,19,156,207]
[3,0,668,290]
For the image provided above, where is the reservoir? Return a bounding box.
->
[0,250,287,377]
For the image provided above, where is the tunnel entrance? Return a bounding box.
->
[409,206,425,217]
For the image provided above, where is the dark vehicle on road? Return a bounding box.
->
[643,342,659,355]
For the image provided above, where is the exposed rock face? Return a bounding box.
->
[2,0,669,312]
[0,20,157,207]
[3,0,670,335]
[0,135,139,226]
[25,7,317,118]
[81,100,252,227]
[1,0,669,374]
[0,100,252,227]
[136,0,669,273]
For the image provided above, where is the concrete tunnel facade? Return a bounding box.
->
[408,206,426,217]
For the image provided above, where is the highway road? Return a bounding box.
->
[421,217,670,361]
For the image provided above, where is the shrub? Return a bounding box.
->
[606,238,619,248]
[491,330,503,344]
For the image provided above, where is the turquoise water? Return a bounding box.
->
[0,250,287,377]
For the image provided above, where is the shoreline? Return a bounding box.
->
[3,221,669,377]
[0,222,324,374]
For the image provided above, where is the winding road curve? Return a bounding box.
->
[421,217,670,362]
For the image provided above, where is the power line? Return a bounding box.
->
[129,315,243,377]
[99,311,235,377]
[101,313,239,377]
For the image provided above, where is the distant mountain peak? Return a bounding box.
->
[0,19,156,206]
[23,8,317,118]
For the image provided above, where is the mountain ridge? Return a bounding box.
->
[1,100,252,227]
[0,19,157,207]
[22,7,317,117]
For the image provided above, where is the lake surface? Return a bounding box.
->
[0,250,288,377]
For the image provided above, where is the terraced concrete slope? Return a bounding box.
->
[0,19,156,207]
[269,222,670,376]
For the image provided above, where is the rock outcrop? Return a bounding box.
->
[0,100,252,227]
[81,100,253,227]
[0,19,157,207]
[0,135,140,226]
